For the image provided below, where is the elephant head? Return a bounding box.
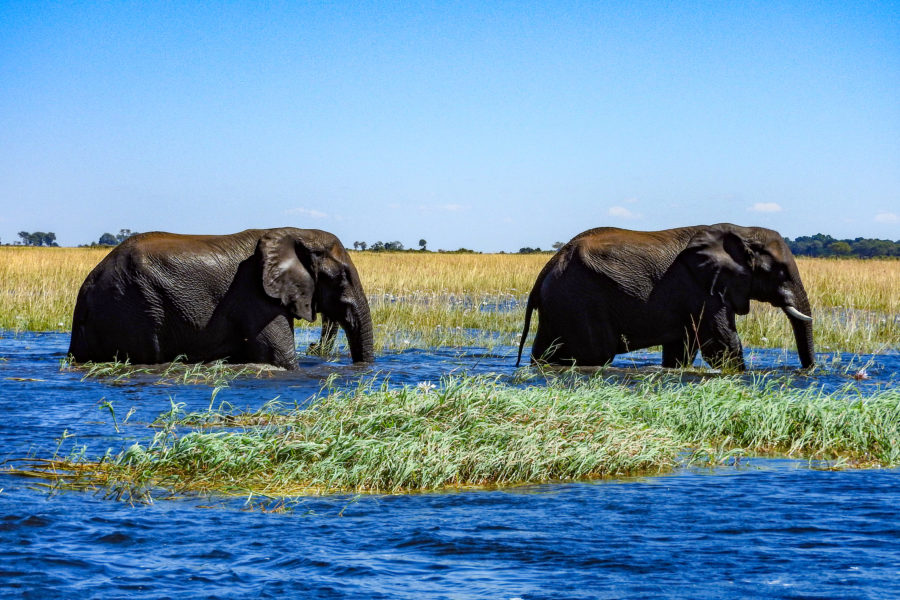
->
[259,228,374,363]
[684,224,814,368]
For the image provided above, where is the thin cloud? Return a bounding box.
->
[749,202,783,213]
[608,206,640,219]
[875,212,898,224]
[286,207,328,219]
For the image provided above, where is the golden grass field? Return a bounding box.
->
[0,246,897,354]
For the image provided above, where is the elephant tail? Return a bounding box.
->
[516,287,538,367]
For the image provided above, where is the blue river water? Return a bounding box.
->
[0,330,898,599]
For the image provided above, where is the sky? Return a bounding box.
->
[1,2,898,251]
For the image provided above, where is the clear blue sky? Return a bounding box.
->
[1,1,897,250]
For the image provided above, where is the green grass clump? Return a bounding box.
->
[605,376,900,465]
[63,355,275,386]
[9,374,899,500]
[12,376,683,499]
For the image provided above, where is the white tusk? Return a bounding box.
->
[784,306,812,322]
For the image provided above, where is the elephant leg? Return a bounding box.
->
[546,326,616,367]
[662,335,699,368]
[308,317,339,356]
[243,315,298,370]
[699,307,745,371]
[530,324,562,364]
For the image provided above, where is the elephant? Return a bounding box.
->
[516,223,814,371]
[68,227,374,370]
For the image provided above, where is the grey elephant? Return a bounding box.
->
[516,223,814,370]
[69,227,374,369]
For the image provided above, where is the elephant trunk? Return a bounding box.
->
[782,262,815,369]
[345,290,375,363]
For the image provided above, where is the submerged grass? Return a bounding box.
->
[8,374,899,500]
[63,355,277,386]
[1,247,897,353]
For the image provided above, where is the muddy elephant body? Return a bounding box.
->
[69,228,374,369]
[517,224,814,370]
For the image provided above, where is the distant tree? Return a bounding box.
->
[370,241,386,252]
[419,238,427,251]
[17,231,57,246]
[552,241,564,250]
[384,241,404,251]
[828,241,852,256]
[98,233,117,246]
[358,241,367,251]
[518,247,542,254]
[116,229,136,243]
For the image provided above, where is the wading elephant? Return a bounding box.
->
[69,228,374,369]
[516,224,814,371]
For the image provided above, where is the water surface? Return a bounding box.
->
[0,331,897,599]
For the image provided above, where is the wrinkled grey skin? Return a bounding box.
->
[517,224,814,371]
[69,228,374,369]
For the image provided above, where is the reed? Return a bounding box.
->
[64,355,277,386]
[8,374,898,499]
[0,247,897,353]
[351,251,546,296]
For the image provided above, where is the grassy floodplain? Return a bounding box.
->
[11,375,900,498]
[0,246,897,353]
[2,246,898,499]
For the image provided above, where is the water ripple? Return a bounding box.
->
[1,332,899,599]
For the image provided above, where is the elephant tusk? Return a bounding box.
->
[784,306,812,322]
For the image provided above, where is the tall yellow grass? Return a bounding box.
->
[0,247,109,331]
[0,247,896,353]
[351,252,547,296]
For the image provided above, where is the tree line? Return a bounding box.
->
[352,239,477,253]
[14,231,58,246]
[4,230,898,257]
[4,230,137,247]
[784,234,900,258]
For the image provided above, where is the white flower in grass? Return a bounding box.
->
[417,381,436,392]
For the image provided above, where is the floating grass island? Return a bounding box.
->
[11,373,899,501]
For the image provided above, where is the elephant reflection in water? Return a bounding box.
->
[69,227,374,369]
[517,223,814,371]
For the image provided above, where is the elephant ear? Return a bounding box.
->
[684,226,753,314]
[259,230,317,322]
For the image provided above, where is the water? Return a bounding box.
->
[0,331,898,599]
